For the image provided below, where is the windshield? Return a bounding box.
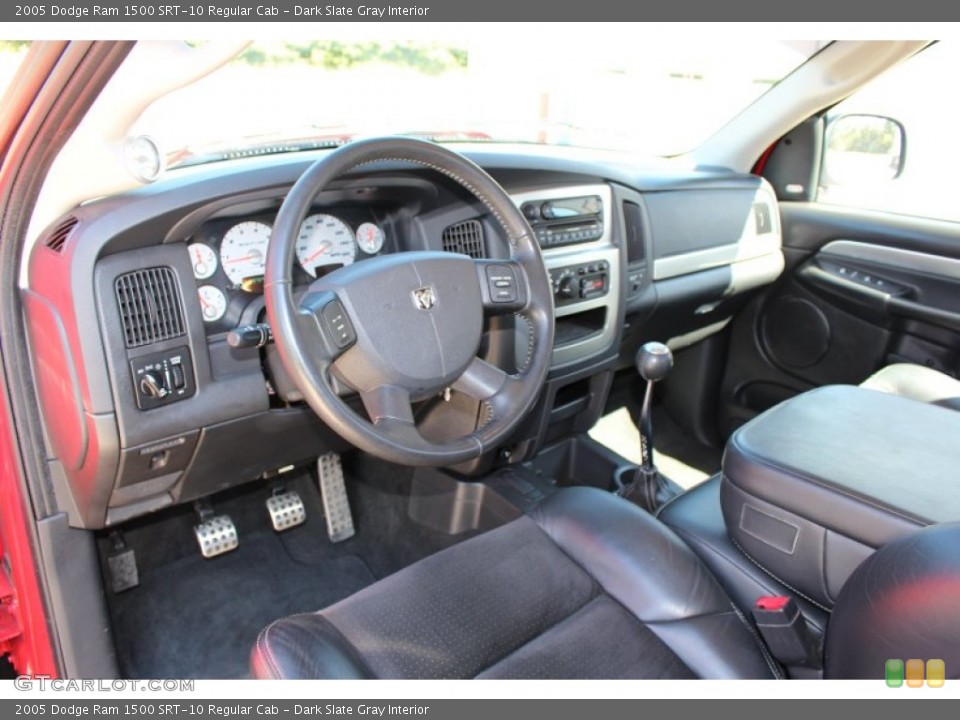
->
[133,31,823,167]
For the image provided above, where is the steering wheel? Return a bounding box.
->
[264,137,554,466]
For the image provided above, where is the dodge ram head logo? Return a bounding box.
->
[412,286,436,310]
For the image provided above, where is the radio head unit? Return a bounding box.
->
[521,194,604,248]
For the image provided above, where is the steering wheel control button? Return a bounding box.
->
[322,300,356,350]
[130,347,196,410]
[486,265,518,303]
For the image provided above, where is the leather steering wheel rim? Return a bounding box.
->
[264,137,554,466]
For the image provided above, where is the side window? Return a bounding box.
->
[817,42,960,223]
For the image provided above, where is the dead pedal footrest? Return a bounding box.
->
[194,515,238,558]
[267,490,306,532]
[318,452,355,543]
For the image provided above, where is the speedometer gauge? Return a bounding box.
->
[220,221,271,288]
[296,214,356,278]
[355,222,385,255]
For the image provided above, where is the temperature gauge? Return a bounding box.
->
[355,222,385,255]
[189,243,218,280]
[197,285,227,323]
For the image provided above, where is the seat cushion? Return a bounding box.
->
[251,486,778,680]
[861,363,960,411]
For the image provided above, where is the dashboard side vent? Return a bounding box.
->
[442,219,485,259]
[622,201,645,265]
[753,202,773,235]
[44,216,78,254]
[115,267,186,348]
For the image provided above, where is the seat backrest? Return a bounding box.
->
[824,522,960,679]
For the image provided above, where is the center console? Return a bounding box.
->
[511,185,621,370]
[721,385,960,610]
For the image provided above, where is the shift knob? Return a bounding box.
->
[635,342,673,383]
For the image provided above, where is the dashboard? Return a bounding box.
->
[23,145,783,530]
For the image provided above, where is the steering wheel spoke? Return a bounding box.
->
[298,290,358,362]
[453,356,525,421]
[474,259,528,315]
[360,384,416,426]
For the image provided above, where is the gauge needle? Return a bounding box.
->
[226,255,259,264]
[306,242,332,262]
[198,295,211,309]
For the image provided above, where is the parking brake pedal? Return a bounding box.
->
[107,531,139,593]
[317,452,355,543]
[266,488,306,532]
[193,501,238,559]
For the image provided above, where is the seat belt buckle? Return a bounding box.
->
[751,595,821,669]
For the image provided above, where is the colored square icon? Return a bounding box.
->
[885,659,904,687]
[906,658,925,687]
[926,659,945,688]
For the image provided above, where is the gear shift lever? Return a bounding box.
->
[617,342,674,510]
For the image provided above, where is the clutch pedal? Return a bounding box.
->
[193,502,238,558]
[266,489,306,532]
[317,452,355,543]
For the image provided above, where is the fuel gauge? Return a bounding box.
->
[355,222,385,255]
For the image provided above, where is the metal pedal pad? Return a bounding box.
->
[317,452,355,543]
[194,515,238,558]
[267,490,306,532]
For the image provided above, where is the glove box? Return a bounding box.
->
[721,385,960,609]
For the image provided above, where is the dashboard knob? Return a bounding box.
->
[555,270,577,299]
[139,370,169,399]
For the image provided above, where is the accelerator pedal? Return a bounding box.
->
[193,501,238,559]
[266,488,306,532]
[317,452,355,543]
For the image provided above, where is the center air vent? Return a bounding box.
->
[44,217,78,254]
[115,267,186,348]
[442,219,485,259]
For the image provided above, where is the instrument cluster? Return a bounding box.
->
[187,210,388,333]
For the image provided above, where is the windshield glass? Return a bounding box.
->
[133,31,824,167]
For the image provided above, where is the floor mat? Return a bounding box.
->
[110,528,373,679]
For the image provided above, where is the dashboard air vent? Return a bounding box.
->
[115,267,186,348]
[44,217,78,254]
[442,219,485,259]
[622,201,645,265]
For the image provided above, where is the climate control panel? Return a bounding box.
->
[549,261,610,307]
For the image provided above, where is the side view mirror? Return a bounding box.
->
[822,114,906,185]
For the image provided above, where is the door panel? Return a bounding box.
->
[720,202,960,436]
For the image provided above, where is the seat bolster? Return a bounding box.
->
[532,486,732,623]
[861,363,960,411]
[531,487,778,678]
[251,613,372,680]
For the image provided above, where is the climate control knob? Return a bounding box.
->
[554,270,577,300]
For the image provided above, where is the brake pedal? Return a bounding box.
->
[193,502,238,558]
[317,452,355,543]
[267,489,306,532]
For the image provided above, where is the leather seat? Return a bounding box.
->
[251,486,779,679]
[861,363,960,411]
[657,477,828,643]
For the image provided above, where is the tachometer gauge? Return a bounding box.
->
[220,221,272,288]
[355,222,385,255]
[197,285,227,323]
[189,243,218,280]
[296,214,356,278]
